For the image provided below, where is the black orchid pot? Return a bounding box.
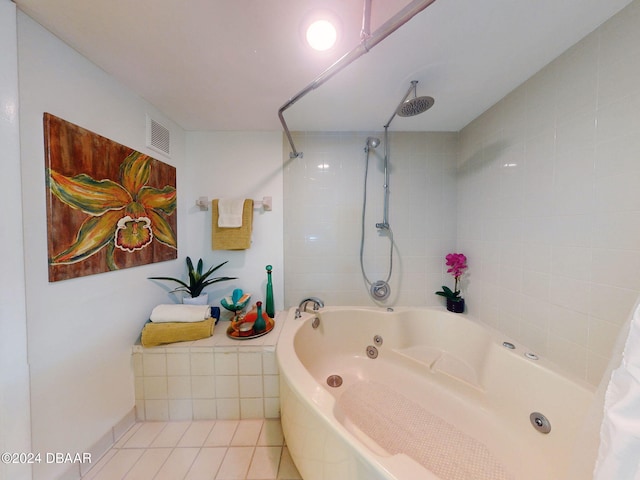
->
[446,298,465,313]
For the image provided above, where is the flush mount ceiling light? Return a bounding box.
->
[300,9,341,52]
[306,19,337,51]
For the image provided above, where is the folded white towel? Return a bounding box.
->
[150,304,211,323]
[218,198,246,228]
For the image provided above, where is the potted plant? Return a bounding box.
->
[148,256,236,304]
[435,253,468,313]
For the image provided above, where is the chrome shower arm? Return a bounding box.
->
[278,0,438,159]
[384,81,417,128]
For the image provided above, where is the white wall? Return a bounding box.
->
[283,131,458,308]
[185,131,284,316]
[15,13,286,478]
[0,2,32,480]
[457,0,640,384]
[17,12,188,479]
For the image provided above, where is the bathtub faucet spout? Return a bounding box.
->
[298,297,324,315]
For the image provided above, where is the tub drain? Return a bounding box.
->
[326,375,343,388]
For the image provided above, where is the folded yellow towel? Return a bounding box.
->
[212,198,253,250]
[150,304,211,323]
[141,318,214,347]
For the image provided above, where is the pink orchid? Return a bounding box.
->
[436,253,468,301]
[446,253,468,281]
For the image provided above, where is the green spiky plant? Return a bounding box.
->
[148,256,236,298]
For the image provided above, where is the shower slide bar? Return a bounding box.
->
[278,0,438,159]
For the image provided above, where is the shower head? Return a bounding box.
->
[385,80,434,128]
[366,137,380,148]
[397,95,435,117]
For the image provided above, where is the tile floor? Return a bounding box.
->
[82,419,302,480]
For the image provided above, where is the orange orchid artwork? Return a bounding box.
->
[44,113,177,282]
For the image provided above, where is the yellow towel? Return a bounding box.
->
[212,198,253,250]
[140,318,214,347]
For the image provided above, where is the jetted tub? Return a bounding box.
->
[276,306,596,480]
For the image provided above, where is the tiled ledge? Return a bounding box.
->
[132,311,286,422]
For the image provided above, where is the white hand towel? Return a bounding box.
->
[150,304,211,323]
[218,198,246,228]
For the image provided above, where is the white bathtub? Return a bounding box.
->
[276,306,596,480]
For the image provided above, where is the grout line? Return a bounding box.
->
[211,446,228,480]
[246,446,258,480]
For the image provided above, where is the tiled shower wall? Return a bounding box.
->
[283,2,640,387]
[456,1,640,385]
[284,131,458,308]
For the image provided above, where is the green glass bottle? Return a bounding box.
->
[253,301,266,333]
[265,265,275,318]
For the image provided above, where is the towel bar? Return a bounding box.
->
[196,196,272,212]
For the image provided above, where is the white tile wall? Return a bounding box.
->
[284,131,458,308]
[283,3,640,386]
[457,0,640,385]
[133,313,285,421]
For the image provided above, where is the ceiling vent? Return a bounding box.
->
[146,115,171,157]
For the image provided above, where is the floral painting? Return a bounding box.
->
[44,113,177,282]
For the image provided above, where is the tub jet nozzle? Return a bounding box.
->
[530,412,551,434]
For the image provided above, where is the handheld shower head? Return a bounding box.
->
[366,137,380,149]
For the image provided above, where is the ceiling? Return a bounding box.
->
[15,0,633,133]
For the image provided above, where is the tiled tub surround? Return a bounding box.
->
[456,0,640,385]
[133,312,286,421]
[283,131,459,309]
[281,2,640,388]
